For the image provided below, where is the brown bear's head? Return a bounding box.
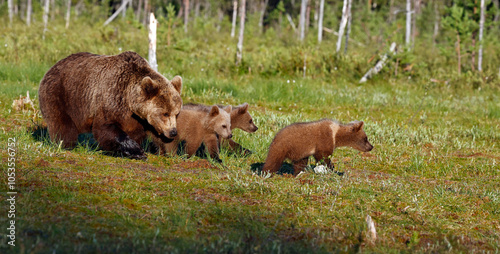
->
[208,105,232,139]
[230,103,258,133]
[130,75,183,139]
[346,121,374,152]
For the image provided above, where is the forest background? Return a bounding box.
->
[0,0,499,253]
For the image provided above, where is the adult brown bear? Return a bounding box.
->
[38,51,182,159]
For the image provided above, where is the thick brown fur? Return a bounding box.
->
[38,51,183,159]
[262,119,373,176]
[182,103,258,154]
[155,105,232,162]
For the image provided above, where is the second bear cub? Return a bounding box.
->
[156,105,232,162]
[182,103,258,155]
[262,119,373,176]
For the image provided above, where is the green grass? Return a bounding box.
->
[0,18,499,253]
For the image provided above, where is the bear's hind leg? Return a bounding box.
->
[46,112,79,149]
[93,122,146,160]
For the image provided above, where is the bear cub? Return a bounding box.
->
[154,105,232,163]
[182,103,258,155]
[262,119,373,176]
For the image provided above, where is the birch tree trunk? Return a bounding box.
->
[65,0,71,29]
[258,0,268,29]
[405,0,411,49]
[299,0,308,41]
[143,0,149,25]
[136,0,143,21]
[8,0,13,24]
[344,0,352,53]
[148,13,158,72]
[236,0,246,65]
[231,0,238,38]
[184,0,190,33]
[433,0,439,45]
[27,0,32,26]
[478,0,485,72]
[317,0,324,43]
[411,0,420,49]
[43,0,50,39]
[121,0,127,19]
[456,33,461,75]
[336,0,348,52]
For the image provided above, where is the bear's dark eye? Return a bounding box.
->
[163,113,169,117]
[249,120,253,124]
[222,125,227,129]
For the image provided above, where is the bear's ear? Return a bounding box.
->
[171,76,182,94]
[224,105,232,114]
[237,103,249,115]
[209,105,220,117]
[141,77,159,98]
[353,121,364,132]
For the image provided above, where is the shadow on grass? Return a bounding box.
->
[250,162,345,176]
[29,124,101,153]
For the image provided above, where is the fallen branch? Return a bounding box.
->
[359,42,397,83]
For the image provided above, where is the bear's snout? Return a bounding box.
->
[168,128,178,138]
[366,143,374,152]
[228,134,233,139]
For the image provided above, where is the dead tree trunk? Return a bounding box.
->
[344,0,352,53]
[478,0,485,72]
[236,0,246,65]
[433,0,439,45]
[231,0,238,37]
[184,0,190,33]
[65,0,71,28]
[456,32,461,75]
[405,0,411,49]
[299,0,308,41]
[121,0,127,19]
[336,0,348,52]
[136,0,143,21]
[8,0,13,24]
[143,0,149,25]
[43,0,50,39]
[258,0,269,29]
[27,0,32,26]
[148,13,158,72]
[317,0,324,43]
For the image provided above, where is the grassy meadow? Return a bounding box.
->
[1,15,500,253]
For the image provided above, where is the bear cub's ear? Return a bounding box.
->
[209,105,220,117]
[237,103,249,115]
[224,105,232,114]
[171,76,182,94]
[352,121,364,132]
[141,77,159,98]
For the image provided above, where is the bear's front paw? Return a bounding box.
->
[118,138,147,160]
